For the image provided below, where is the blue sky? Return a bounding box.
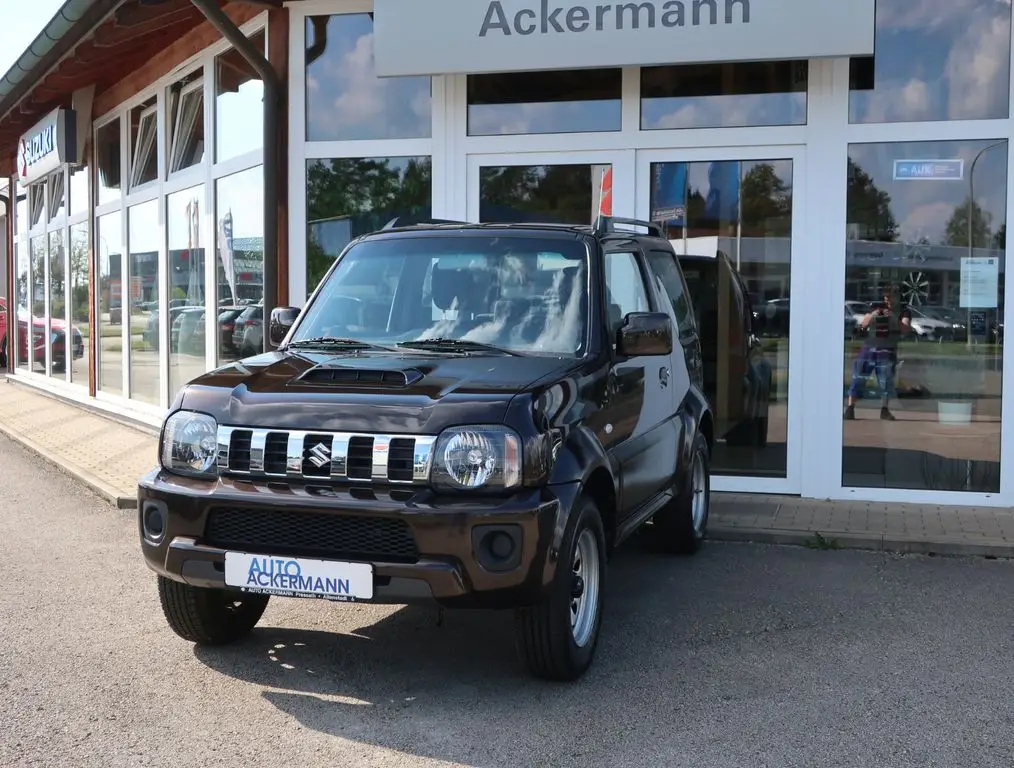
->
[0,1,67,76]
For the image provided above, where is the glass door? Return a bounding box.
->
[637,146,805,494]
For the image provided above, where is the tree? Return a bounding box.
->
[994,224,1006,250]
[942,198,993,248]
[740,163,792,237]
[846,158,899,242]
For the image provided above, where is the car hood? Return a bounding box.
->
[177,349,574,434]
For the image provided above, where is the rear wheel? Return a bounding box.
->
[157,576,269,645]
[515,496,607,681]
[654,430,710,554]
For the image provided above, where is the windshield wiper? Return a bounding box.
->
[286,336,396,352]
[397,338,521,356]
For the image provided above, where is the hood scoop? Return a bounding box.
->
[295,365,424,388]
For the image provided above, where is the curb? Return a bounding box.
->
[709,525,1014,560]
[0,424,136,510]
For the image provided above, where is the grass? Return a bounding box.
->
[804,532,841,550]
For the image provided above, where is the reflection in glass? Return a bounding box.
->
[467,70,621,136]
[15,242,28,369]
[70,165,89,216]
[641,61,807,129]
[843,140,1007,492]
[217,167,264,364]
[216,31,265,162]
[129,200,160,405]
[96,119,122,206]
[650,159,793,477]
[305,14,431,141]
[479,164,612,226]
[306,156,432,293]
[97,211,123,395]
[30,236,45,371]
[168,186,207,400]
[48,230,66,378]
[849,0,1011,124]
[70,223,89,385]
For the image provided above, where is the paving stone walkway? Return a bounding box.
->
[1,375,1012,557]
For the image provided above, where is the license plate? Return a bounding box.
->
[224,552,374,602]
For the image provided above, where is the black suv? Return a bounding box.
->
[138,216,714,681]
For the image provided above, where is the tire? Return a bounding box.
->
[157,575,269,645]
[515,496,607,681]
[654,430,711,555]
[0,335,7,369]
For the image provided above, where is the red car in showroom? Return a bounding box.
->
[0,298,84,371]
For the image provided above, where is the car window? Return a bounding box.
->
[292,235,589,357]
[604,252,650,339]
[646,249,696,339]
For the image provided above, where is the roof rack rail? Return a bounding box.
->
[594,215,664,239]
[381,216,469,229]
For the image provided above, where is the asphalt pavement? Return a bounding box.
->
[3,434,1014,768]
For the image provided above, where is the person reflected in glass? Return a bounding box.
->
[843,286,912,422]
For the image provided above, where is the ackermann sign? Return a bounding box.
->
[374,0,875,77]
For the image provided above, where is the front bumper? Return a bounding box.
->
[137,469,578,609]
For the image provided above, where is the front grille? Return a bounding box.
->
[217,426,435,484]
[204,507,419,562]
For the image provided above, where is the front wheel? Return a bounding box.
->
[654,430,711,554]
[515,496,607,681]
[157,576,269,645]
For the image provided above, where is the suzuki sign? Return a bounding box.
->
[374,0,876,77]
[17,108,76,185]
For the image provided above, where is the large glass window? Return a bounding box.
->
[641,61,808,130]
[849,0,1012,124]
[649,159,793,478]
[15,181,27,236]
[216,31,265,162]
[479,164,611,226]
[217,166,264,364]
[128,200,160,405]
[167,71,205,174]
[48,230,66,377]
[97,211,123,395]
[306,156,432,292]
[96,119,122,205]
[842,140,1007,492]
[467,70,622,136]
[15,242,28,370]
[168,185,207,399]
[305,14,431,141]
[69,222,89,385]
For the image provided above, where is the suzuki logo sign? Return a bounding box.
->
[16,108,76,185]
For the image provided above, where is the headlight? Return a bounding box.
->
[160,410,219,478]
[432,425,521,491]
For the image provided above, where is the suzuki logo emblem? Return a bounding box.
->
[307,442,332,468]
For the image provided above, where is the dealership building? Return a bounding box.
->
[0,0,1012,508]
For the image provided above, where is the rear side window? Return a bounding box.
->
[646,250,696,338]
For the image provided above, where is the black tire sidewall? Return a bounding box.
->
[689,432,711,542]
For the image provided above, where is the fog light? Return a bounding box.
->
[142,501,167,542]
[472,524,522,573]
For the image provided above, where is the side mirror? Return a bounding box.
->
[617,312,673,357]
[269,306,300,347]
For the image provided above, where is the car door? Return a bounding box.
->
[595,249,679,519]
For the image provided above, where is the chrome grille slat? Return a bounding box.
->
[217,426,436,484]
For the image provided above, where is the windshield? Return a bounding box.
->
[292,235,589,356]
